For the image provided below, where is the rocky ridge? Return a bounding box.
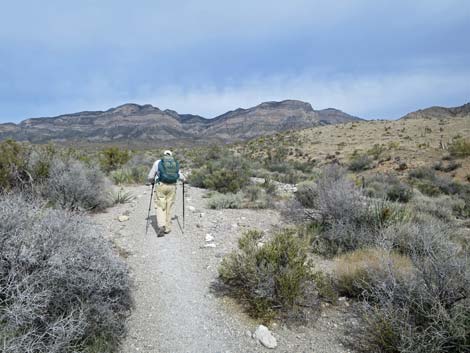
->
[0,100,360,145]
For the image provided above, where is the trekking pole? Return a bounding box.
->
[182,181,185,230]
[145,182,155,235]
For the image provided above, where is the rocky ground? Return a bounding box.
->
[92,184,356,353]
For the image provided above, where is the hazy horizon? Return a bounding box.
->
[1,0,469,123]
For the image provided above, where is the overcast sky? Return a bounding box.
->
[1,0,469,122]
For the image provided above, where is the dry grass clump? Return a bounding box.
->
[0,194,132,353]
[334,248,414,298]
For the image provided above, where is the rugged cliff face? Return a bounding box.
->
[401,103,470,120]
[0,100,361,144]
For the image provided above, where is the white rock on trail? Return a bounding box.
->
[188,206,196,212]
[118,215,129,222]
[205,234,214,242]
[204,243,216,248]
[254,325,277,349]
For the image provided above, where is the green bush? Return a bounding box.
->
[349,154,372,171]
[218,229,316,319]
[449,138,470,158]
[0,139,30,190]
[99,147,131,173]
[188,150,250,193]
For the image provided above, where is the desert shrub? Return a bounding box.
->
[116,153,154,184]
[410,194,463,221]
[99,147,131,173]
[206,192,243,209]
[292,166,411,256]
[110,167,134,184]
[0,139,31,190]
[188,150,250,193]
[242,184,273,209]
[367,144,387,160]
[365,174,413,203]
[334,248,414,298]
[449,138,470,158]
[349,154,372,171]
[433,160,462,172]
[408,166,436,180]
[0,194,132,353]
[351,240,470,353]
[295,181,317,208]
[43,158,111,210]
[409,167,470,217]
[218,229,316,319]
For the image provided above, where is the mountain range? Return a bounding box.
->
[0,100,468,146]
[0,100,359,145]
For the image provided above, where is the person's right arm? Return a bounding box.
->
[147,161,160,184]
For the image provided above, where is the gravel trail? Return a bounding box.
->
[93,184,354,353]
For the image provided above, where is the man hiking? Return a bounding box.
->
[147,150,185,236]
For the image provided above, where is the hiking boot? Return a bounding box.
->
[157,226,166,237]
[164,227,171,234]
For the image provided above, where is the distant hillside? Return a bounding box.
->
[236,114,470,182]
[0,100,360,145]
[401,102,470,120]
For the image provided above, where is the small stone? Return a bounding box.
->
[188,206,196,212]
[204,243,216,248]
[205,234,214,242]
[257,242,264,248]
[199,213,205,218]
[118,215,129,222]
[254,325,277,349]
[245,330,252,338]
[231,223,238,228]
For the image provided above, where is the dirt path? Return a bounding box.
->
[93,184,354,353]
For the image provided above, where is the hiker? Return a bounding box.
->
[147,150,185,236]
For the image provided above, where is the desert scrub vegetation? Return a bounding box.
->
[205,183,276,210]
[364,174,413,203]
[110,153,153,185]
[99,147,131,173]
[334,248,414,298]
[449,137,470,158]
[43,158,112,211]
[206,192,243,209]
[349,230,470,353]
[188,147,251,193]
[291,165,411,256]
[218,229,324,320]
[290,165,470,352]
[0,194,132,353]
[408,166,470,218]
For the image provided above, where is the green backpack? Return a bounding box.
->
[158,155,179,183]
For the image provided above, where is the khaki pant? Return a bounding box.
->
[154,182,177,232]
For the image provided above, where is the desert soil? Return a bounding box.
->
[92,184,355,353]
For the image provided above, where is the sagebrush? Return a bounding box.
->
[0,194,132,353]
